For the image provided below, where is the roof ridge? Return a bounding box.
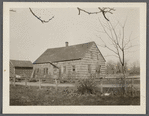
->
[46,41,95,50]
[34,41,96,63]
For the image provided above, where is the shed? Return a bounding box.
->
[10,60,33,78]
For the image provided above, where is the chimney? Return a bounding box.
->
[65,42,68,47]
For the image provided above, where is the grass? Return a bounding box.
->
[10,85,140,105]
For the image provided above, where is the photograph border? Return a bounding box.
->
[3,2,146,114]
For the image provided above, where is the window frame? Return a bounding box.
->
[63,66,66,73]
[44,68,48,74]
[72,65,75,72]
[88,64,91,73]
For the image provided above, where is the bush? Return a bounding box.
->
[28,78,38,82]
[75,78,98,94]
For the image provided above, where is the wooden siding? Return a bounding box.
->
[33,43,106,79]
[33,60,82,78]
[15,67,33,77]
[80,43,106,78]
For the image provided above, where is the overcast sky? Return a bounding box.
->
[10,7,140,64]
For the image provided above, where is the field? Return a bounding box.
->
[10,84,140,105]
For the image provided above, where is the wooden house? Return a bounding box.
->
[33,41,106,79]
[10,60,33,78]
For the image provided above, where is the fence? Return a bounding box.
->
[96,77,140,96]
[10,74,140,96]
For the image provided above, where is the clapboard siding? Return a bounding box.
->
[15,67,33,77]
[33,42,106,79]
[80,43,106,78]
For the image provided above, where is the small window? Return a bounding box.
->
[53,66,57,71]
[36,68,39,73]
[72,65,75,71]
[88,64,91,73]
[96,65,101,73]
[44,68,48,74]
[97,54,99,60]
[63,66,66,73]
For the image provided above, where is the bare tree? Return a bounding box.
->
[77,7,139,95]
[29,8,54,23]
[98,18,139,95]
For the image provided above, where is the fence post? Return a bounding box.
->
[100,78,103,93]
[25,77,27,87]
[131,78,134,97]
[55,79,58,92]
[125,78,127,94]
[39,78,41,89]
[13,76,16,86]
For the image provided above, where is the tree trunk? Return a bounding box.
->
[121,64,126,96]
[39,78,41,89]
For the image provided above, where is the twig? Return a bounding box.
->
[125,44,139,50]
[10,9,16,12]
[96,43,118,55]
[104,55,119,58]
[29,8,54,23]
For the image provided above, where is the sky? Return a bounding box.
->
[10,7,140,64]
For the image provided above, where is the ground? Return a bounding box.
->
[10,85,140,105]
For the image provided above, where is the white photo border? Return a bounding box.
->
[3,2,146,114]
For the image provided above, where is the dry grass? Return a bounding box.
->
[10,85,140,105]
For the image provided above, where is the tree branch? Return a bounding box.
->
[98,18,116,45]
[124,35,139,48]
[108,21,123,51]
[104,55,119,58]
[29,8,54,23]
[77,7,101,15]
[125,44,139,50]
[96,43,118,55]
[77,7,115,21]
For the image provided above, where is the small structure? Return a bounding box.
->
[33,41,106,79]
[10,60,33,78]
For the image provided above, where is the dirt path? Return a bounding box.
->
[14,82,75,87]
[12,82,140,90]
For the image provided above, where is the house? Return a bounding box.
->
[33,41,106,79]
[10,60,33,78]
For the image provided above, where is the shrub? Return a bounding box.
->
[29,78,38,82]
[75,78,98,94]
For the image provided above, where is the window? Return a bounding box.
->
[44,68,48,74]
[72,65,75,71]
[96,65,101,73]
[53,66,57,71]
[88,64,91,73]
[63,66,66,73]
[36,68,39,73]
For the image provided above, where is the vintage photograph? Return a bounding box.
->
[3,2,146,114]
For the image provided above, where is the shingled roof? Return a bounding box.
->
[10,60,33,68]
[34,41,105,64]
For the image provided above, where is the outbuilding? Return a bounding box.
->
[10,60,33,78]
